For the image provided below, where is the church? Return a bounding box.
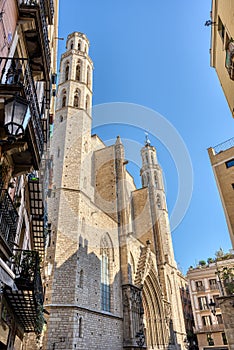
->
[43,31,186,350]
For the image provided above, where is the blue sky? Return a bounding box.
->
[58,0,234,273]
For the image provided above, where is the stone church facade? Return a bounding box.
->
[43,32,186,350]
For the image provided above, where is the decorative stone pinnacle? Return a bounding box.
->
[144,132,151,146]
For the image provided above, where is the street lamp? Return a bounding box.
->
[136,329,145,348]
[208,299,216,316]
[3,95,29,141]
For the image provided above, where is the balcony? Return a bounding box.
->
[194,323,225,334]
[17,0,51,80]
[199,304,209,311]
[210,284,219,290]
[45,0,54,25]
[28,174,45,260]
[213,136,234,155]
[0,189,18,257]
[4,249,44,334]
[226,41,234,81]
[0,57,45,171]
[196,285,205,292]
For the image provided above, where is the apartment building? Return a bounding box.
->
[0,0,58,349]
[187,257,234,350]
[210,0,234,117]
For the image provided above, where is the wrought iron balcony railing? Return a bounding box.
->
[5,249,44,333]
[28,173,45,259]
[0,189,18,253]
[196,285,205,292]
[18,0,51,72]
[194,323,224,333]
[210,284,219,290]
[213,136,234,154]
[0,57,44,158]
[50,0,54,18]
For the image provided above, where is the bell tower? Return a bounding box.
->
[44,32,94,349]
[52,32,94,195]
[140,134,175,266]
[57,32,93,112]
[140,134,167,212]
[140,135,186,348]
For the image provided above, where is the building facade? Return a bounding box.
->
[43,32,187,350]
[178,272,197,349]
[0,0,59,349]
[208,140,234,248]
[210,0,234,117]
[187,258,233,350]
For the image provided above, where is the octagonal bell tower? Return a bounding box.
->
[44,32,95,349]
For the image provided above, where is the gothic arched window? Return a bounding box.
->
[78,41,81,51]
[62,90,66,107]
[100,233,114,312]
[78,317,83,338]
[74,89,81,108]
[70,41,74,50]
[79,269,84,288]
[154,172,158,188]
[157,194,161,209]
[76,60,82,81]
[87,66,91,88]
[65,63,69,81]
[101,250,110,312]
[151,153,154,164]
[85,94,90,110]
[147,172,150,185]
[145,154,149,163]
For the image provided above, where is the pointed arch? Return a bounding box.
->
[142,269,168,348]
[100,232,114,262]
[79,269,84,288]
[87,65,91,88]
[70,41,74,50]
[142,173,146,187]
[146,172,150,186]
[76,60,82,81]
[134,246,171,348]
[100,233,114,312]
[156,194,161,209]
[78,40,81,51]
[74,88,81,108]
[65,62,69,81]
[85,94,90,110]
[78,317,83,337]
[62,89,66,107]
[154,172,158,188]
